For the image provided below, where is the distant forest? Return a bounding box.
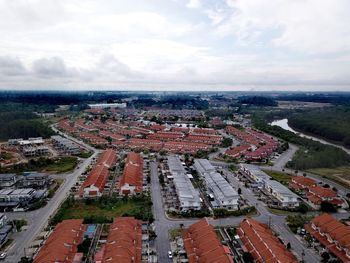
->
[289,106,350,148]
[0,103,54,141]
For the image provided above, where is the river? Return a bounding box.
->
[270,119,350,155]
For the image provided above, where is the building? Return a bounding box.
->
[51,135,82,155]
[88,103,127,109]
[239,164,299,208]
[0,213,11,247]
[238,218,298,263]
[305,213,350,262]
[99,217,143,263]
[19,172,50,189]
[289,176,317,192]
[0,188,47,210]
[167,156,201,211]
[78,149,117,197]
[118,152,144,195]
[34,219,86,263]
[0,173,17,188]
[182,218,234,263]
[194,159,239,210]
[307,185,343,207]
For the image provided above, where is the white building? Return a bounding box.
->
[88,103,127,109]
[194,159,239,210]
[167,156,201,211]
[239,164,299,208]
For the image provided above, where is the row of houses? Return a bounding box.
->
[0,188,47,210]
[77,149,117,198]
[167,156,202,211]
[289,176,344,208]
[193,159,239,210]
[51,135,82,155]
[34,217,148,263]
[118,152,144,195]
[239,164,300,208]
[225,126,279,161]
[305,213,350,262]
[0,172,51,189]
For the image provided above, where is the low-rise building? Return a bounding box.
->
[182,218,234,263]
[0,173,17,188]
[167,156,201,211]
[98,217,143,263]
[0,188,47,210]
[118,152,144,195]
[34,219,86,263]
[51,135,82,155]
[238,218,298,263]
[305,213,350,262]
[194,159,239,210]
[19,172,51,189]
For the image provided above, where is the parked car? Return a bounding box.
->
[0,253,7,260]
[168,251,173,258]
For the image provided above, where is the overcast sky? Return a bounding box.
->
[0,0,350,91]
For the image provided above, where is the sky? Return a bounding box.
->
[0,0,350,91]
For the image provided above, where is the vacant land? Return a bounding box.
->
[263,169,292,185]
[308,166,350,187]
[50,194,153,225]
[0,156,78,174]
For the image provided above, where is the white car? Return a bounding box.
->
[0,253,7,260]
[168,251,173,258]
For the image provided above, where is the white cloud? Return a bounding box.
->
[0,0,349,90]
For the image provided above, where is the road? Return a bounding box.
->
[5,131,99,263]
[272,143,298,170]
[150,160,321,263]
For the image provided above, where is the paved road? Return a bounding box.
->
[272,144,298,170]
[5,132,99,263]
[150,160,321,263]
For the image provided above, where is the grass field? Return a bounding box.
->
[268,208,298,215]
[262,169,292,185]
[50,195,153,225]
[44,157,78,173]
[308,166,350,187]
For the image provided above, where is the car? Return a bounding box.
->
[0,252,7,260]
[168,251,173,258]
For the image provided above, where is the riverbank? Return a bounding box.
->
[271,119,350,155]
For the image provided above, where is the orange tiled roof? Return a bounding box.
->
[34,219,86,263]
[291,176,317,188]
[182,218,234,263]
[118,152,143,193]
[238,219,298,263]
[101,217,143,263]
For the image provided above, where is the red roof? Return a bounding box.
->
[101,217,143,263]
[118,152,143,194]
[182,218,234,263]
[238,219,298,263]
[34,219,86,263]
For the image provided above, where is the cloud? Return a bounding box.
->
[0,56,27,76]
[32,57,71,77]
[186,0,201,9]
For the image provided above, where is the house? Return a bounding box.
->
[194,159,239,210]
[305,213,350,262]
[238,218,298,263]
[307,185,343,207]
[167,156,201,211]
[118,152,143,195]
[98,217,143,263]
[182,218,234,263]
[51,135,81,155]
[0,174,17,188]
[289,176,317,192]
[34,219,86,263]
[19,172,51,189]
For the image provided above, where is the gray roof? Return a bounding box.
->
[167,156,201,206]
[265,180,299,198]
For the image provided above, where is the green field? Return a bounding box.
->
[0,156,78,174]
[262,169,292,185]
[307,166,350,187]
[50,194,153,225]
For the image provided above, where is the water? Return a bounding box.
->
[270,118,350,155]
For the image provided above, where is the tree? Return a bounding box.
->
[320,201,337,213]
[242,252,254,263]
[297,203,309,214]
[286,242,291,250]
[321,251,330,263]
[238,188,242,195]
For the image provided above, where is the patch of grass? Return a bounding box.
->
[263,169,292,186]
[169,229,181,241]
[50,194,153,225]
[45,157,78,173]
[308,166,350,183]
[268,208,298,215]
[78,151,93,158]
